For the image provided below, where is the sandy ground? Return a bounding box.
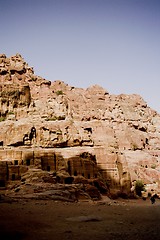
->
[0,197,160,240]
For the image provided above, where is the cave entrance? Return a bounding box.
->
[26,159,30,166]
[0,180,5,187]
[47,166,50,172]
[68,161,71,175]
[14,160,18,165]
[65,177,74,184]
[12,174,15,181]
[54,156,56,171]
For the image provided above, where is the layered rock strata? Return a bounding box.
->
[0,53,160,199]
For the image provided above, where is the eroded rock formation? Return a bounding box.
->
[0,53,160,200]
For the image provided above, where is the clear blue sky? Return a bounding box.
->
[1,0,160,112]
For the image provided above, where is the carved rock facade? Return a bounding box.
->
[0,53,160,198]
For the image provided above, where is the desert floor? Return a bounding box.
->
[0,197,160,240]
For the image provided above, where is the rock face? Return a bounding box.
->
[0,53,160,199]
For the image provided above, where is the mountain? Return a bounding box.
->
[0,53,160,200]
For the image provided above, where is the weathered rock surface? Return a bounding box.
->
[0,53,160,200]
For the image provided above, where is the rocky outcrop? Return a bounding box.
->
[0,53,160,200]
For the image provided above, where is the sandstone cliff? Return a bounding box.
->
[0,53,160,200]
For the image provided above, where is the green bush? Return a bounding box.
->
[46,116,65,121]
[8,111,14,115]
[135,180,145,196]
[46,116,57,121]
[0,117,6,122]
[56,90,63,95]
[132,143,138,151]
[151,164,156,169]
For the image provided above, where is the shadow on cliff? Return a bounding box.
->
[39,151,126,199]
[0,150,130,200]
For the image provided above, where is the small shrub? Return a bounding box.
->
[56,90,63,95]
[46,116,65,121]
[135,180,145,196]
[132,143,138,151]
[0,117,6,122]
[8,111,14,115]
[46,116,57,121]
[151,164,156,169]
[56,129,62,135]
[31,76,36,81]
